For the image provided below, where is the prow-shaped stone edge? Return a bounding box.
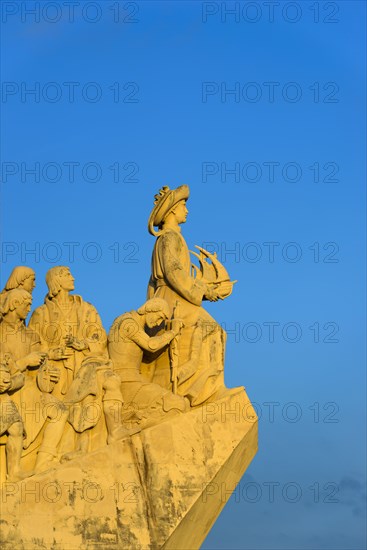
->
[0,390,258,550]
[163,421,258,549]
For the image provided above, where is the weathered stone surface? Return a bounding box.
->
[0,186,258,547]
[0,390,257,549]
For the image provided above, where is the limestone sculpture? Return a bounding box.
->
[1,266,36,297]
[0,355,27,482]
[145,185,241,405]
[108,297,188,430]
[0,186,258,550]
[0,289,68,474]
[28,266,107,398]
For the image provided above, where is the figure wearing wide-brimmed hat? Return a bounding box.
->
[147,185,218,305]
[145,185,241,406]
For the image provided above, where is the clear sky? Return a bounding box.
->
[1,1,366,548]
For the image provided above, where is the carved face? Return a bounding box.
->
[59,269,75,291]
[172,200,188,224]
[22,274,36,293]
[16,298,32,320]
[145,311,166,329]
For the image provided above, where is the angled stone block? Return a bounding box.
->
[0,390,257,549]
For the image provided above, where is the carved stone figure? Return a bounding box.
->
[146,185,241,405]
[62,355,127,459]
[28,266,107,399]
[0,185,258,550]
[0,266,36,307]
[0,355,28,481]
[108,298,188,429]
[29,266,125,459]
[0,289,68,473]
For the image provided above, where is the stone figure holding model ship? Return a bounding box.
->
[145,184,242,405]
[0,186,258,550]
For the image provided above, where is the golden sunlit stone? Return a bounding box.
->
[0,186,258,548]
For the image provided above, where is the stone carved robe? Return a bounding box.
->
[146,228,226,405]
[0,322,63,451]
[108,311,187,428]
[0,370,24,436]
[29,295,108,398]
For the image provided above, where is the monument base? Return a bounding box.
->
[0,390,258,550]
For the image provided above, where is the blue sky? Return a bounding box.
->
[1,1,366,548]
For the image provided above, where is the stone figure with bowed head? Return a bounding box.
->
[146,185,241,406]
[108,298,189,430]
[0,355,30,481]
[0,289,68,474]
[28,266,108,399]
[61,355,128,461]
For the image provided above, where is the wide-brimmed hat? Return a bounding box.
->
[148,185,189,236]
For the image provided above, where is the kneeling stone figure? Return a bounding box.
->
[108,298,189,430]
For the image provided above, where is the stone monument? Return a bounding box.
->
[0,186,258,549]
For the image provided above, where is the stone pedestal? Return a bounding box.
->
[0,390,258,550]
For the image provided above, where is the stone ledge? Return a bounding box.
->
[0,390,258,550]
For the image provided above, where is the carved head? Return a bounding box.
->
[148,185,190,236]
[46,266,75,297]
[166,199,188,225]
[3,266,35,293]
[137,298,170,328]
[0,288,32,320]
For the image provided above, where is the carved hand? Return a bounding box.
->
[64,335,88,351]
[44,365,61,383]
[205,285,221,302]
[0,377,11,393]
[21,352,47,369]
[49,347,74,360]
